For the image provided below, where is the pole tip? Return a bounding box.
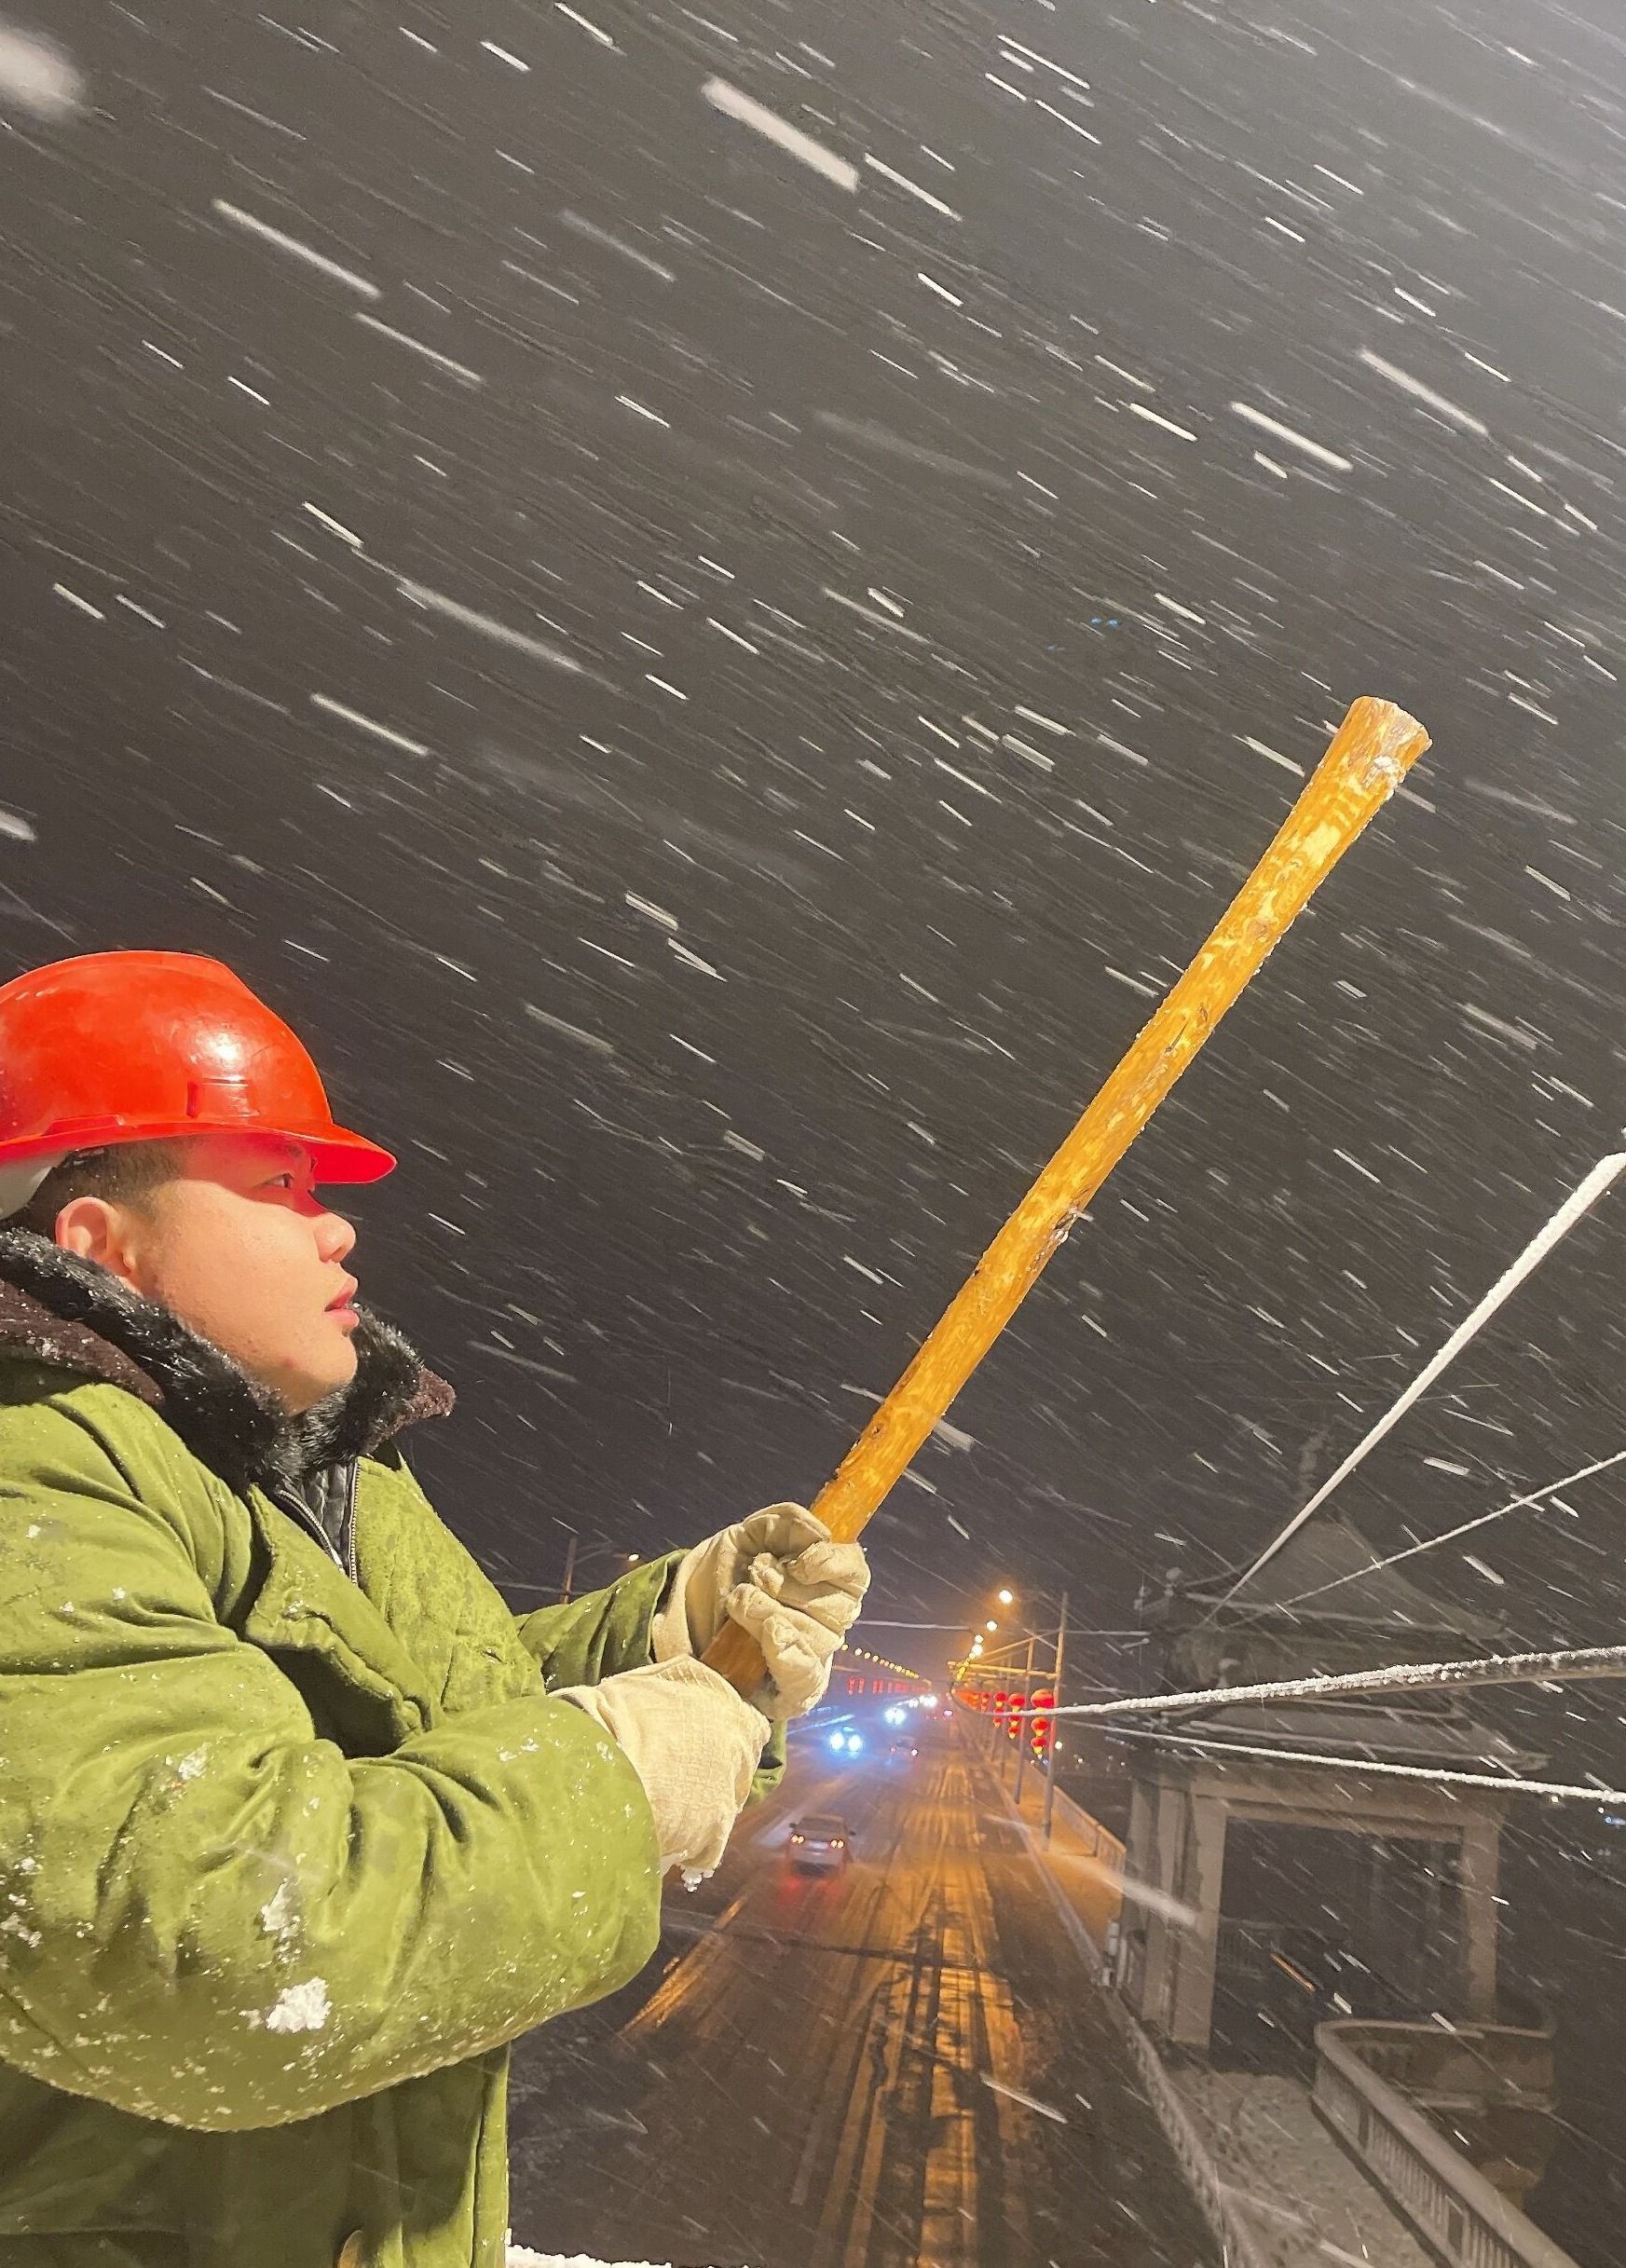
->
[1336,696,1430,795]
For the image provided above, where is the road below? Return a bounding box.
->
[509,1717,1216,2268]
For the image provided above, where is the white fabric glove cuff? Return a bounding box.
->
[557,1657,771,1879]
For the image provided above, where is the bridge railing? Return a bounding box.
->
[1045,1779,1127,1870]
[1314,2021,1577,2268]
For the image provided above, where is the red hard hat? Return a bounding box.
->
[0,952,395,1183]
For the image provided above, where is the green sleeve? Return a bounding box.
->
[753,1717,787,1798]
[513,1551,683,1685]
[516,1551,785,1795]
[0,1403,663,2134]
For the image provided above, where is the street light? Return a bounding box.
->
[962,1581,1074,1842]
[558,1536,643,1604]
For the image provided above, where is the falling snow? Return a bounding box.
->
[6,0,1626,2261]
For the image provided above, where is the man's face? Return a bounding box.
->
[116,1133,361,1414]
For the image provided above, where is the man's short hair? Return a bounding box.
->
[10,1141,190,1241]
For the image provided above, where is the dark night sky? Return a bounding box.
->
[4,0,1626,1725]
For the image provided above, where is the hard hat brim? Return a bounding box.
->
[0,1121,396,1185]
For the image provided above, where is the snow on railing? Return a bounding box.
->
[1314,2023,1578,2268]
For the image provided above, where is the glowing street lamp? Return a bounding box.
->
[997,1588,1014,1605]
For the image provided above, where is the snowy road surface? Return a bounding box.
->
[508,1715,1216,2267]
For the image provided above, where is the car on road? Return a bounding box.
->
[787,1813,853,1873]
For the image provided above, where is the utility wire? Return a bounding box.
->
[1107,1727,1626,1807]
[1263,1445,1626,1616]
[1216,1151,1626,1606]
[1048,1639,1626,1720]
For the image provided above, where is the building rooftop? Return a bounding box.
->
[1147,1516,1507,1647]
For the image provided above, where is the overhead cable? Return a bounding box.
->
[1219,1150,1626,1605]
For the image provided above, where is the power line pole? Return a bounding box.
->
[1013,1633,1037,1801]
[560,1530,578,1605]
[1044,1591,1069,1849]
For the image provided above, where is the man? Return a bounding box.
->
[0,950,868,2267]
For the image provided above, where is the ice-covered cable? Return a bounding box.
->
[1268,1445,1626,1615]
[1107,1726,1626,1806]
[1219,1150,1626,1605]
[1047,1639,1626,1722]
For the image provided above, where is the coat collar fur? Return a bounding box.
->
[0,1227,453,1496]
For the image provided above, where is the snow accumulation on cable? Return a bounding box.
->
[508,2250,677,2268]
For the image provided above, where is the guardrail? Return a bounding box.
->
[1340,2007,1553,2109]
[1314,2022,1578,2268]
[1108,1987,1274,2268]
[1045,1780,1127,1871]
[955,1701,1128,1868]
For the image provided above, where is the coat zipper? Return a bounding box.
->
[337,1459,360,1583]
[267,1463,361,1581]
[272,1489,345,1570]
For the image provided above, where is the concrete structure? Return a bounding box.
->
[1316,2019,1573,2267]
[1114,1518,1543,2053]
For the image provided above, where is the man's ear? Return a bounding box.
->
[53,1196,143,1288]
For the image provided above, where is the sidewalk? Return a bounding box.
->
[972,1726,1125,1961]
[1175,2073,1434,2268]
[970,1717,1434,2267]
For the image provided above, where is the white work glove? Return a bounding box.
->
[556,1656,772,1879]
[650,1501,870,1719]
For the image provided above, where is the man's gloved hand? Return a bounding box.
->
[556,1656,772,1879]
[650,1502,870,1719]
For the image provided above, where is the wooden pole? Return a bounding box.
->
[704,696,1429,1697]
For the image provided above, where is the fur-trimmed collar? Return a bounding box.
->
[0,1228,453,1496]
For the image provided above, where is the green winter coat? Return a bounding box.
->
[0,1231,723,2268]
